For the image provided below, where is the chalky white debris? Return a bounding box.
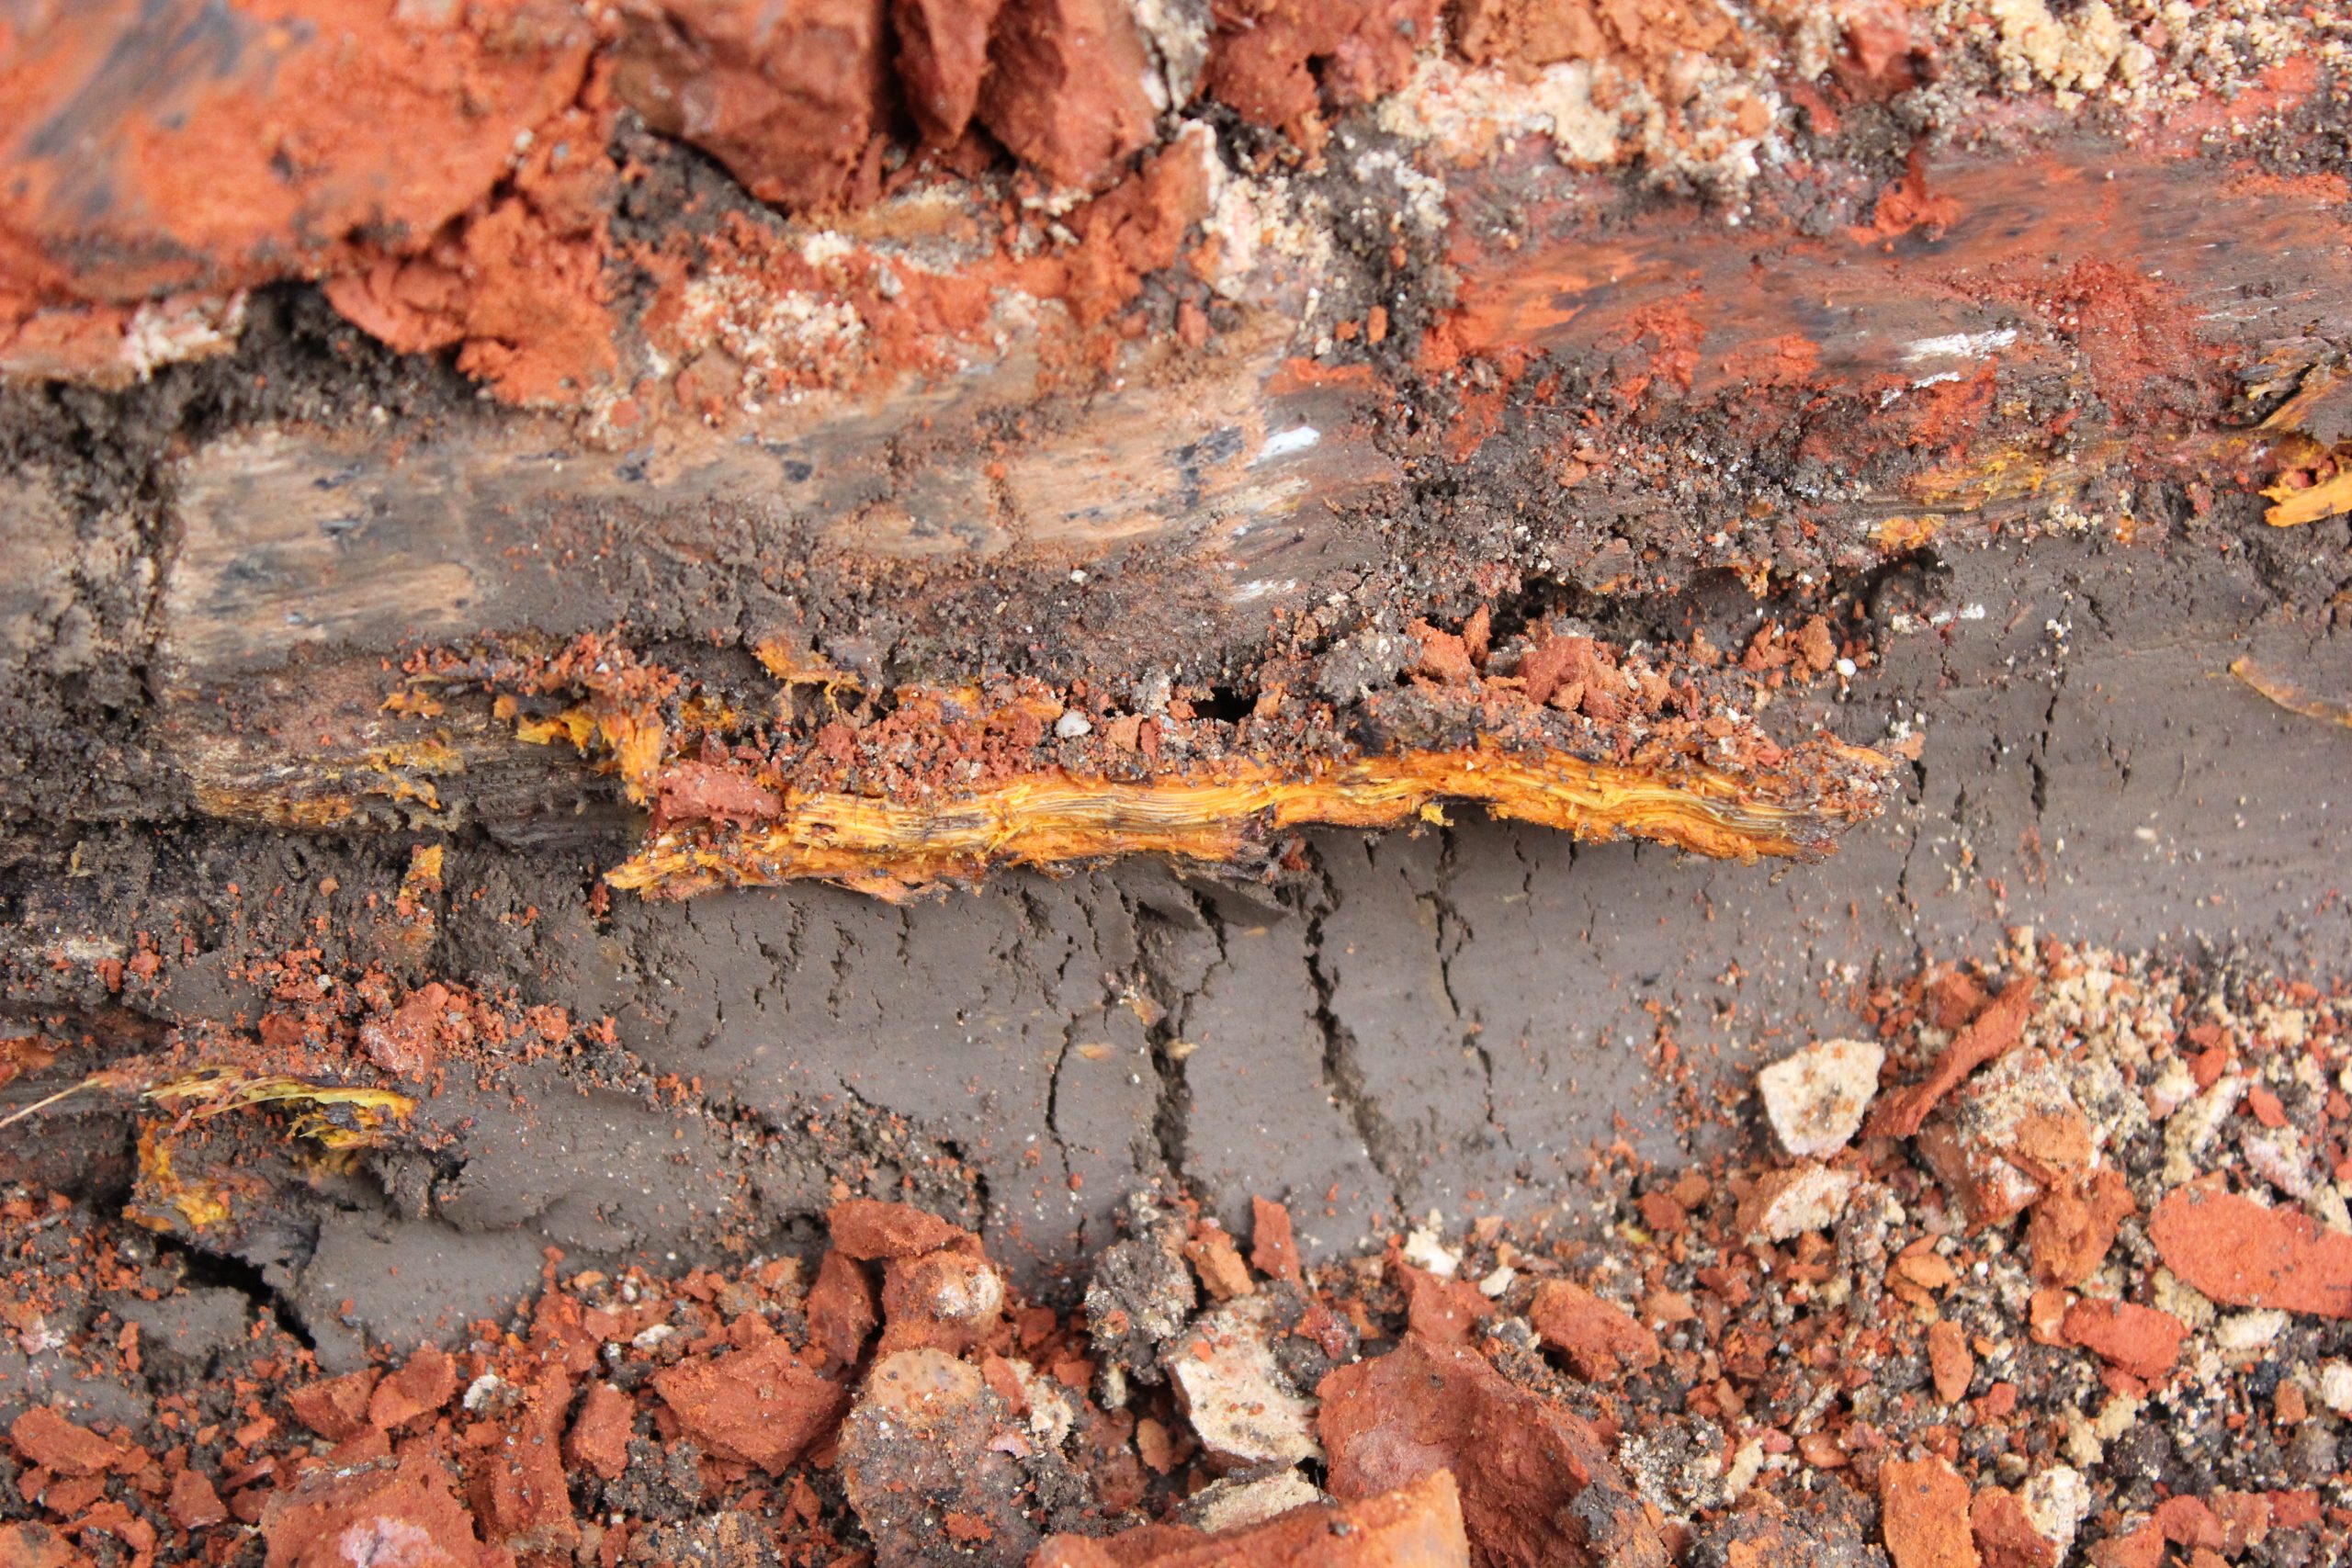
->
[1739,1162,1859,1242]
[1756,1038,1884,1158]
[1167,1295,1321,1470]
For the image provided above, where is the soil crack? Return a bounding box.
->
[1303,849,1408,1222]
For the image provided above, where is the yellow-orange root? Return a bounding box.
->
[608,746,1871,899]
[2264,468,2352,527]
[2231,658,2352,730]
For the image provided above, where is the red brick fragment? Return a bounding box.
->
[356,981,454,1078]
[1913,1043,2094,1229]
[2154,1495,2225,1551]
[1202,0,1442,148]
[0,0,593,352]
[261,1450,503,1568]
[652,1335,849,1474]
[1871,979,2036,1139]
[468,1369,578,1554]
[1528,1280,1661,1382]
[1185,1227,1256,1303]
[1060,137,1215,325]
[1636,1190,1689,1234]
[1032,1466,1470,1566]
[564,1382,635,1483]
[978,0,1159,188]
[1250,1196,1302,1283]
[1971,1486,2058,1568]
[0,1522,75,1568]
[614,0,889,211]
[2086,1523,2165,1568]
[167,1467,227,1531]
[2209,1492,2269,1553]
[1132,1416,1180,1477]
[1395,1259,1493,1347]
[1514,632,1614,714]
[828,1198,975,1261]
[526,1289,604,1376]
[1880,1455,1981,1568]
[286,1369,379,1443]
[2063,1299,2185,1382]
[1317,1333,1666,1568]
[41,1474,106,1517]
[808,1247,881,1367]
[2149,1185,2352,1317]
[71,1502,153,1565]
[892,0,1005,145]
[2025,1167,2136,1287]
[1927,1320,1974,1404]
[877,1245,1007,1358]
[650,760,782,831]
[1410,620,1476,684]
[1923,968,1992,1030]
[7,1409,122,1477]
[368,1344,457,1432]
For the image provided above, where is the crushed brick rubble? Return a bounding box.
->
[1,932,2349,1566]
[9,0,2343,437]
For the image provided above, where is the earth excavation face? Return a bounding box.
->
[4,1,2352,1565]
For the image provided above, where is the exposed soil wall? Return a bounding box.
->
[5,0,2350,1326]
[3,3,2352,1564]
[9,518,2346,1345]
